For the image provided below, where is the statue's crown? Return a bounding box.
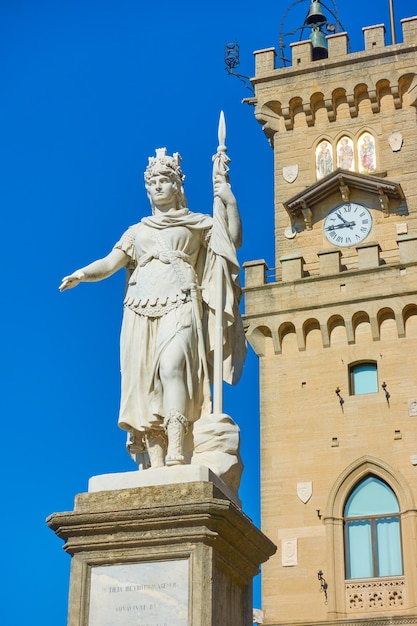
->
[145,148,185,182]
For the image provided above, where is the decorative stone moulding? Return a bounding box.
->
[345,577,405,612]
[256,80,405,132]
[283,169,405,224]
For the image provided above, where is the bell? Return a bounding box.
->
[310,27,328,60]
[305,0,326,26]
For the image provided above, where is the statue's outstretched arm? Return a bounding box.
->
[213,175,242,249]
[59,248,129,292]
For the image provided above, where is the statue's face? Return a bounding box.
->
[147,173,178,209]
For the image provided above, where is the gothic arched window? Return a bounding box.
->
[344,476,403,579]
[357,132,376,174]
[336,136,355,171]
[315,140,333,180]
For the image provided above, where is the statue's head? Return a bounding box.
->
[144,148,187,212]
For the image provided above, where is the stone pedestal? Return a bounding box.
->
[47,467,276,626]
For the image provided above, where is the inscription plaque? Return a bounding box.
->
[88,559,189,626]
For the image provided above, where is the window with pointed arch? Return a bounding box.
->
[358,132,376,174]
[344,476,403,579]
[316,140,333,180]
[336,136,355,171]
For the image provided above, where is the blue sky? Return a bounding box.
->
[0,0,414,623]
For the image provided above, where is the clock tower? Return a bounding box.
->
[244,9,417,626]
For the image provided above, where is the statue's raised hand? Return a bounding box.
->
[59,271,85,292]
[213,175,236,207]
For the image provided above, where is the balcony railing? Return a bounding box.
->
[345,576,405,612]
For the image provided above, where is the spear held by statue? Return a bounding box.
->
[212,111,232,415]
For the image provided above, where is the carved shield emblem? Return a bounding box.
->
[409,399,417,417]
[297,481,312,503]
[282,538,298,566]
[388,131,403,152]
[283,165,298,183]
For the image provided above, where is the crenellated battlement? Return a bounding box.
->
[243,251,417,357]
[253,16,417,76]
[244,234,417,293]
[251,16,417,135]
[249,15,417,268]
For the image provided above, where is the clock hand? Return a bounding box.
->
[336,211,351,225]
[325,222,355,231]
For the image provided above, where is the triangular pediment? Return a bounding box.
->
[283,169,405,227]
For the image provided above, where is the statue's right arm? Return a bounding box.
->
[59,248,130,292]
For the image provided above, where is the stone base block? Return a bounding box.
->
[88,465,241,507]
[47,474,276,626]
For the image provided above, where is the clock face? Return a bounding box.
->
[323,203,372,247]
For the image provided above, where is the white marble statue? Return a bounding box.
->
[60,145,246,487]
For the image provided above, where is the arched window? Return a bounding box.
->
[349,361,377,395]
[344,476,403,579]
[357,132,377,173]
[316,140,333,180]
[336,136,355,171]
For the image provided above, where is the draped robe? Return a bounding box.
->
[113,207,246,450]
